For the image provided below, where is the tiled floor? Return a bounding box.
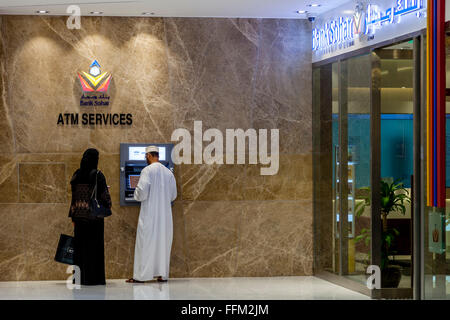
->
[0,276,370,300]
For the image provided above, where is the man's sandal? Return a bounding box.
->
[126,278,144,283]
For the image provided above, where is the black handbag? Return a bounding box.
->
[54,234,75,265]
[90,170,112,219]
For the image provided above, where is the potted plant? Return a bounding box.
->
[354,178,411,288]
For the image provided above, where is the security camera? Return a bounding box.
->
[307,15,316,22]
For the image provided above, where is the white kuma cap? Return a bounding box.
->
[145,146,159,153]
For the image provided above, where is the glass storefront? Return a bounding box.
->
[313,35,422,299]
[312,13,450,300]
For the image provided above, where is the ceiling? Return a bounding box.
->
[0,0,345,18]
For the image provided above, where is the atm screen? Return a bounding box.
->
[128,146,166,161]
[128,174,140,189]
[121,143,173,206]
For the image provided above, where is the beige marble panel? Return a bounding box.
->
[243,154,313,201]
[183,201,241,277]
[0,204,26,281]
[22,204,74,280]
[104,205,139,279]
[180,154,312,201]
[15,152,95,204]
[165,18,258,131]
[236,201,313,276]
[0,155,18,203]
[14,152,124,205]
[169,201,189,277]
[180,163,247,201]
[0,106,14,154]
[253,19,312,155]
[2,16,91,153]
[0,18,14,155]
[19,163,66,203]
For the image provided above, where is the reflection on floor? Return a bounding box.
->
[345,274,412,288]
[0,277,370,300]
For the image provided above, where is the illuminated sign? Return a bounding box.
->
[312,0,426,52]
[364,0,425,34]
[312,17,354,52]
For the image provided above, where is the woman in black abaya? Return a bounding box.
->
[69,148,112,286]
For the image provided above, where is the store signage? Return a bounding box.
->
[312,0,426,53]
[312,16,355,52]
[57,59,133,126]
[57,112,132,126]
[365,0,425,34]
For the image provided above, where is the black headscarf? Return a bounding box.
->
[80,148,99,172]
[71,148,99,185]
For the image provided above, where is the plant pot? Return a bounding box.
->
[381,265,402,288]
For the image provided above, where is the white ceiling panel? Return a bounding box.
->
[0,0,346,18]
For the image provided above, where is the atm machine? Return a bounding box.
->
[120,143,174,206]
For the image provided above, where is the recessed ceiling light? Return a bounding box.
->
[308,4,321,7]
[296,10,308,14]
[36,10,49,14]
[90,11,103,14]
[142,12,155,15]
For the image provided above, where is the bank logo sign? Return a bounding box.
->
[77,60,111,106]
[57,59,132,126]
[312,0,426,53]
[77,60,112,92]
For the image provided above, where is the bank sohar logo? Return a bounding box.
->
[77,60,112,92]
[353,2,366,36]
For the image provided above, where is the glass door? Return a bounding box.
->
[313,55,372,282]
[340,54,372,285]
[375,41,415,290]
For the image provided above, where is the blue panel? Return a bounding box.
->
[348,115,371,189]
[332,114,416,189]
[380,117,413,188]
[381,114,413,120]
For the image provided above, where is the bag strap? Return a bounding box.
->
[90,170,99,200]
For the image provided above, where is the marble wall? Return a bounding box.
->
[0,16,312,280]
